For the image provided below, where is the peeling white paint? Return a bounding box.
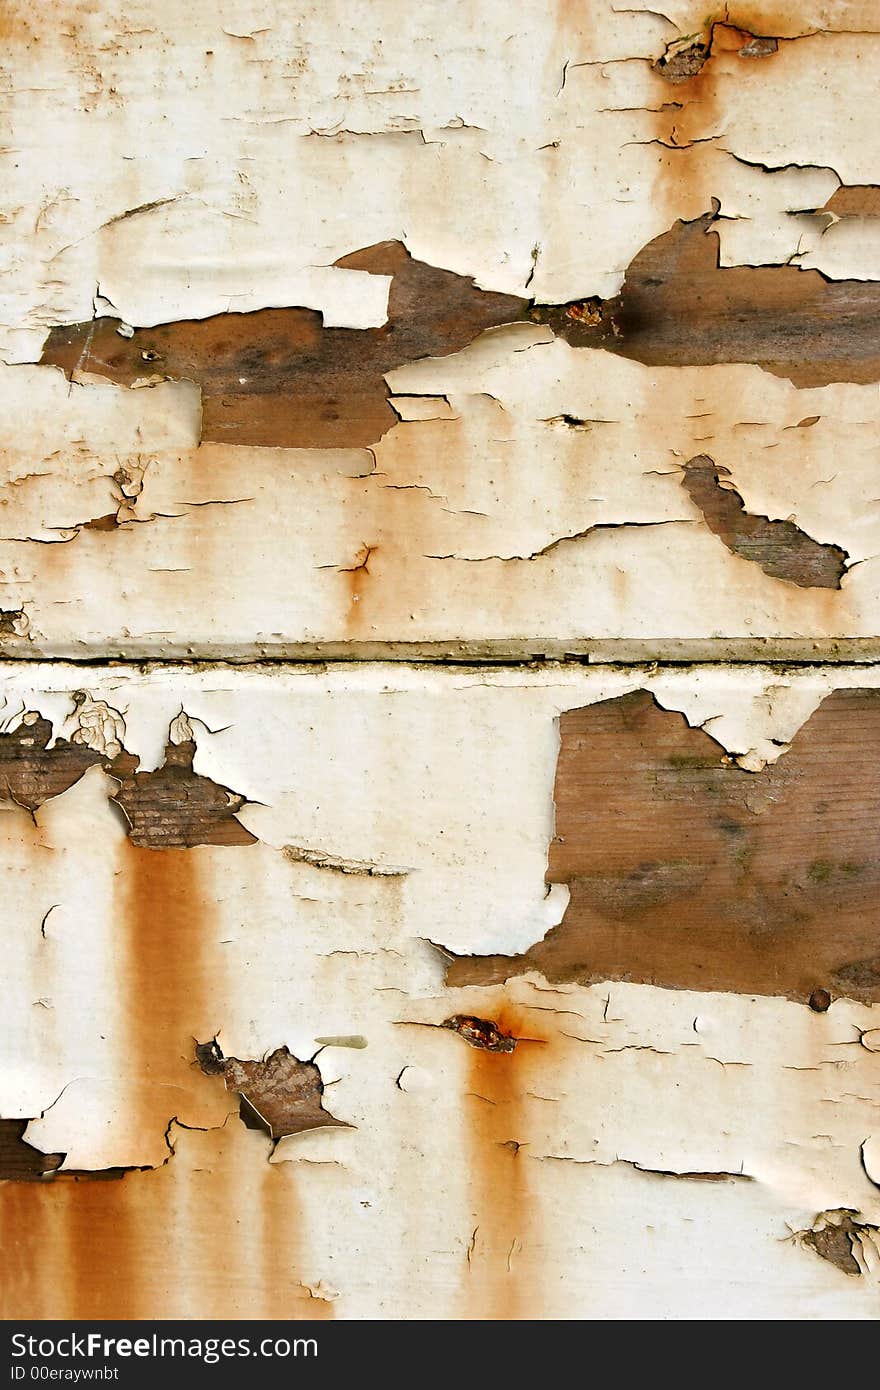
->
[3,0,880,1325]
[0,664,878,1321]
[0,346,879,657]
[2,3,880,364]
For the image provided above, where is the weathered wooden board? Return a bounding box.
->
[0,5,877,658]
[3,0,880,1327]
[1,665,879,1318]
[2,349,880,659]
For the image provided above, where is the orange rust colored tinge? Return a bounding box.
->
[121,844,211,1097]
[454,999,549,1319]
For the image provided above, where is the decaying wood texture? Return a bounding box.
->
[40,244,525,450]
[2,0,880,1324]
[679,454,849,588]
[0,665,878,1318]
[538,211,880,388]
[448,687,880,1003]
[197,1042,349,1140]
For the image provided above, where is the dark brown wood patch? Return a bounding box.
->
[112,741,256,849]
[0,1120,63,1181]
[40,207,880,452]
[534,212,880,389]
[653,22,778,83]
[0,1117,133,1183]
[446,688,880,1005]
[0,717,104,812]
[681,454,848,587]
[196,1041,347,1139]
[39,242,526,450]
[800,1214,867,1276]
[0,718,253,849]
[823,186,880,218]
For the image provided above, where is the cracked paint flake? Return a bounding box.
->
[2,339,880,657]
[2,0,880,365]
[798,1209,880,1277]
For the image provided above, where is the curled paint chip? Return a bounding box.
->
[196,1040,349,1139]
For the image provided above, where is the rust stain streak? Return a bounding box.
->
[0,1129,340,1317]
[38,846,213,1315]
[0,1180,54,1319]
[340,543,378,637]
[454,1000,545,1320]
[121,844,209,1114]
[0,1169,144,1319]
[60,1174,145,1318]
[258,1162,336,1321]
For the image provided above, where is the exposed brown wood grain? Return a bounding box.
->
[0,717,107,812]
[39,200,880,462]
[681,454,848,587]
[535,212,880,388]
[446,688,880,1004]
[197,1041,347,1139]
[112,740,255,849]
[448,997,549,1320]
[39,242,526,450]
[822,186,880,217]
[800,1212,875,1276]
[0,717,253,848]
[0,1120,62,1180]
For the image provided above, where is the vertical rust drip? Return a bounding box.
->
[33,842,212,1312]
[342,543,378,638]
[61,1177,143,1319]
[121,843,208,1100]
[258,1161,336,1320]
[461,1001,533,1320]
[0,1176,143,1319]
[0,1183,51,1318]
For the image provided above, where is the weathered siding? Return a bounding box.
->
[1,0,879,1322]
[0,665,879,1317]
